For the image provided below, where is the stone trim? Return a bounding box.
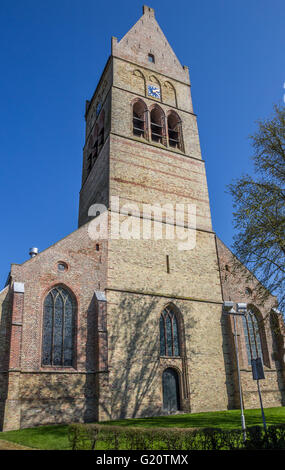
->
[110,131,204,163]
[106,287,223,305]
[13,282,24,293]
[112,56,191,88]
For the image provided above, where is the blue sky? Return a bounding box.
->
[0,0,284,286]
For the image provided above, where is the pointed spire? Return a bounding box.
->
[111,5,189,84]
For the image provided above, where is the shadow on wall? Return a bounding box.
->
[220,310,241,410]
[270,312,285,406]
[108,294,161,420]
[0,288,12,431]
[84,293,100,423]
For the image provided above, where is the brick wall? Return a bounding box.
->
[1,222,108,430]
[106,289,229,417]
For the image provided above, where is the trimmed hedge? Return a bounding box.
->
[68,422,285,450]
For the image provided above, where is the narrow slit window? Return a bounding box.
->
[166,255,170,273]
[148,53,155,63]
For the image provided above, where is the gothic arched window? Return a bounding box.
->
[160,306,180,356]
[164,81,177,107]
[167,111,183,150]
[132,100,147,138]
[150,105,165,145]
[132,70,146,96]
[242,310,263,365]
[42,286,76,367]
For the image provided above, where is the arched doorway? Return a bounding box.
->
[162,368,180,412]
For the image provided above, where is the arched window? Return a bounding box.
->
[167,111,183,150]
[132,100,147,138]
[42,286,76,367]
[242,310,263,365]
[132,70,146,96]
[164,81,177,107]
[160,306,180,356]
[150,105,165,144]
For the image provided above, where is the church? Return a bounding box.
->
[0,5,284,431]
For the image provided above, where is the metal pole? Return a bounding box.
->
[233,314,247,442]
[257,380,267,431]
[245,310,267,432]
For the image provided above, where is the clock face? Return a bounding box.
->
[147,84,161,99]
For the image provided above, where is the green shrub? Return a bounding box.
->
[68,422,285,450]
[244,424,285,450]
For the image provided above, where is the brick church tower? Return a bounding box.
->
[78,4,231,418]
[1,6,284,431]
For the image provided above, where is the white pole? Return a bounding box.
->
[233,314,247,442]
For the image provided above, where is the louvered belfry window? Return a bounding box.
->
[133,100,146,138]
[160,306,180,357]
[42,286,76,366]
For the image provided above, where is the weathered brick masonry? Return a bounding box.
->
[1,5,284,430]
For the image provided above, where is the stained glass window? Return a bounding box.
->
[42,286,75,366]
[160,306,180,357]
[242,311,263,365]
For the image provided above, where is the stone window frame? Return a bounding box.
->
[161,366,182,411]
[159,303,185,358]
[239,304,270,369]
[159,303,190,412]
[166,109,184,152]
[149,103,167,146]
[41,284,77,369]
[130,96,184,152]
[131,97,149,140]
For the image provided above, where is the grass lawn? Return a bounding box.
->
[0,407,285,450]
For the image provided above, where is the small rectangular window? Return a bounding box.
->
[166,255,170,273]
[148,54,155,63]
